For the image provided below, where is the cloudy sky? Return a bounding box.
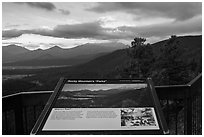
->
[2,2,202,50]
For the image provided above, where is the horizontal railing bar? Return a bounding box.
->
[155,85,189,88]
[2,85,188,99]
[3,73,201,99]
[2,91,53,99]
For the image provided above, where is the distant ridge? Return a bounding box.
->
[2,45,29,63]
[3,42,128,66]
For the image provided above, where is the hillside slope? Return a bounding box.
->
[152,35,202,62]
[70,35,202,76]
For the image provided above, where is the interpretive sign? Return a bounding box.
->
[31,78,169,135]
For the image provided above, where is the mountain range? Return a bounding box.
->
[2,42,128,66]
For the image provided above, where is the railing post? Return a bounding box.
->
[14,94,24,134]
[184,87,192,135]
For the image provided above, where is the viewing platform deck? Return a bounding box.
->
[2,74,202,135]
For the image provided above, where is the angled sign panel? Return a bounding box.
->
[31,78,169,135]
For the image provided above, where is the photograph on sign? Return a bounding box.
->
[54,83,151,108]
[121,108,158,129]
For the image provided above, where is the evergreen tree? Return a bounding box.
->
[152,35,190,85]
[119,37,155,78]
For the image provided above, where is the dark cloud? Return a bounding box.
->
[58,9,70,15]
[2,22,130,40]
[2,29,25,38]
[16,2,56,11]
[87,2,201,21]
[117,16,201,38]
[2,15,201,41]
[15,2,70,15]
[53,22,105,38]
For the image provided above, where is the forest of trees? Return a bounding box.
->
[114,35,201,85]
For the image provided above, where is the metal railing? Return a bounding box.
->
[156,73,202,134]
[2,91,53,134]
[2,74,202,135]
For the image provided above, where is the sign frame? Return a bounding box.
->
[31,78,169,135]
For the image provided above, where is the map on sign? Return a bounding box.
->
[31,79,169,135]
